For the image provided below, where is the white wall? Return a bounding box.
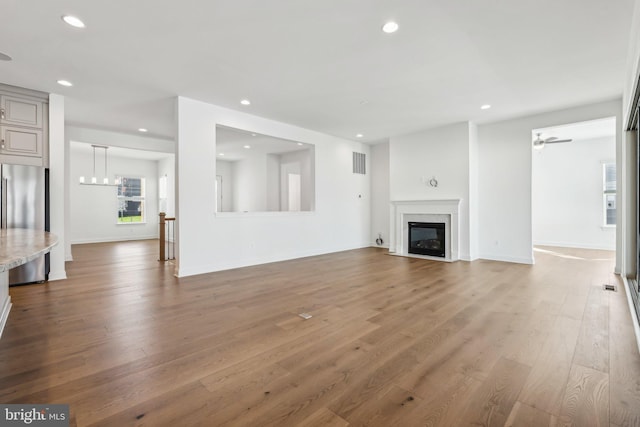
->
[370,141,390,247]
[389,122,474,260]
[532,136,616,250]
[175,96,370,277]
[478,99,622,265]
[70,149,159,244]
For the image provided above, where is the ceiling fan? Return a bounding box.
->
[533,133,572,150]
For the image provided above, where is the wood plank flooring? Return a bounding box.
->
[1,241,640,426]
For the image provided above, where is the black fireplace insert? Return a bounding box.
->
[408,222,445,257]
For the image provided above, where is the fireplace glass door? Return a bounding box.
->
[408,222,446,257]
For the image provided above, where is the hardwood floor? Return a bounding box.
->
[1,241,640,426]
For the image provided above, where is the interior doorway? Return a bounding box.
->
[531,117,617,253]
[69,141,175,259]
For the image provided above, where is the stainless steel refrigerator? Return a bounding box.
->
[0,164,49,285]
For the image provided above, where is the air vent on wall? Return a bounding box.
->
[353,152,366,174]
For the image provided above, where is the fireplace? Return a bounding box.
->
[390,199,460,261]
[408,222,446,257]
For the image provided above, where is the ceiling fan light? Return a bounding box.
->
[533,141,544,150]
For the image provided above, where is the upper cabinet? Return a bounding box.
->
[0,95,43,128]
[0,126,43,157]
[0,84,48,167]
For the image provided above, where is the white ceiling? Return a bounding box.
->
[0,1,635,144]
[534,117,617,143]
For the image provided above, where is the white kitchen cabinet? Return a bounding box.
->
[0,84,48,167]
[0,95,43,128]
[0,125,42,157]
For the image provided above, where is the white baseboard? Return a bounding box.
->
[479,253,535,265]
[71,235,158,245]
[0,295,11,339]
[370,243,389,249]
[48,271,68,281]
[176,242,371,278]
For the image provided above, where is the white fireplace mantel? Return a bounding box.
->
[389,199,461,261]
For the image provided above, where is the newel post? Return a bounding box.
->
[159,212,166,261]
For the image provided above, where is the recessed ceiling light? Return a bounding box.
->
[57,80,73,87]
[240,99,251,106]
[480,104,491,110]
[356,133,364,138]
[0,52,12,61]
[62,15,86,28]
[219,153,225,156]
[138,128,148,133]
[251,133,256,137]
[382,22,399,33]
[297,143,303,146]
[243,145,251,149]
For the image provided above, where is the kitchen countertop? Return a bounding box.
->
[0,229,58,272]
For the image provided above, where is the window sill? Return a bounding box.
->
[601,225,616,229]
[116,222,147,225]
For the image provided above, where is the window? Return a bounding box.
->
[603,163,616,226]
[117,176,145,223]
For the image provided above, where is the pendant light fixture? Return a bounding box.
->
[79,145,118,186]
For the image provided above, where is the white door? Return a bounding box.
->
[288,173,301,211]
